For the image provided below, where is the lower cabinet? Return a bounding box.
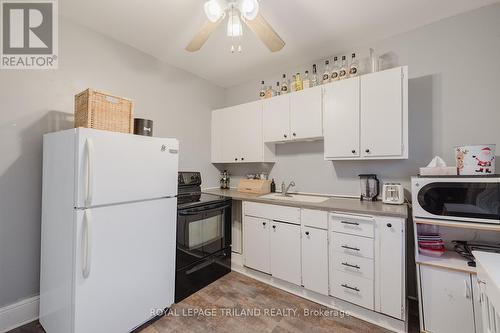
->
[270,221,302,286]
[242,203,407,326]
[243,216,271,274]
[243,214,301,285]
[420,265,477,333]
[302,227,329,295]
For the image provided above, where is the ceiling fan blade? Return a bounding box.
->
[186,17,224,52]
[244,13,285,52]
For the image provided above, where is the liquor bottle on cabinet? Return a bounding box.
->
[291,75,296,92]
[259,81,266,99]
[265,85,273,98]
[311,64,318,87]
[322,60,331,84]
[349,53,359,77]
[303,70,310,89]
[339,56,348,80]
[281,74,289,94]
[331,56,340,81]
[275,82,281,96]
[295,72,303,91]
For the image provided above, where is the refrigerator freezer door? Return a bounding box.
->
[75,128,178,208]
[73,198,176,333]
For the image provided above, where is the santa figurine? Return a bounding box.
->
[473,147,495,174]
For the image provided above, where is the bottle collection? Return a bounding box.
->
[259,53,360,99]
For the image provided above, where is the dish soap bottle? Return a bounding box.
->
[270,179,276,193]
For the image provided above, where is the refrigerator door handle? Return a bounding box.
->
[85,139,94,206]
[82,210,92,279]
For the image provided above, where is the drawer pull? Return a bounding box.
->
[341,284,360,292]
[341,245,360,251]
[341,221,360,226]
[341,262,360,269]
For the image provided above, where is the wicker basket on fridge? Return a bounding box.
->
[74,89,134,133]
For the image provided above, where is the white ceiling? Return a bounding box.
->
[61,0,500,87]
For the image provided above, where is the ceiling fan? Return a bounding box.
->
[186,0,285,52]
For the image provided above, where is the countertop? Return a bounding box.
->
[203,188,408,218]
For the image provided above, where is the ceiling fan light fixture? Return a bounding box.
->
[204,0,225,22]
[227,10,243,37]
[239,0,259,20]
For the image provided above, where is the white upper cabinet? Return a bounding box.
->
[263,85,323,143]
[361,67,408,158]
[323,77,360,159]
[263,94,290,142]
[290,85,323,140]
[211,101,275,163]
[323,66,408,160]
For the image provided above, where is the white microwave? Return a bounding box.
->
[411,176,500,224]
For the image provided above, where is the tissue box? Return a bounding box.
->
[420,167,457,176]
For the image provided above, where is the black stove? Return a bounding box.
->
[175,172,232,303]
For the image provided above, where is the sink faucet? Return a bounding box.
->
[281,181,296,197]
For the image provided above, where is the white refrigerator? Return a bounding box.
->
[39,128,179,333]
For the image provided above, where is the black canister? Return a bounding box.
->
[134,118,153,136]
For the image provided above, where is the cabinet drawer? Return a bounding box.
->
[331,253,374,280]
[330,213,374,238]
[244,202,300,225]
[331,232,374,259]
[301,209,327,229]
[331,270,374,310]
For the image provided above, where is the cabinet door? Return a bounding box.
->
[420,266,475,333]
[290,86,323,140]
[360,67,404,158]
[212,106,240,163]
[323,78,360,159]
[233,101,263,162]
[243,216,270,274]
[302,227,329,295]
[263,94,290,142]
[377,217,404,319]
[270,221,301,285]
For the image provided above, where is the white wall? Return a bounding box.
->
[0,18,225,308]
[223,3,500,196]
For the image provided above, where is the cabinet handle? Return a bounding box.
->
[341,245,360,251]
[351,150,356,154]
[341,284,360,292]
[272,225,276,229]
[234,158,238,161]
[293,132,296,137]
[341,262,360,269]
[305,231,310,236]
[386,223,392,228]
[365,149,370,153]
[241,157,245,161]
[284,134,287,138]
[262,222,266,226]
[341,221,360,226]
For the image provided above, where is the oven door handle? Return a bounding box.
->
[179,203,231,216]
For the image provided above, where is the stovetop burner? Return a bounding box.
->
[177,192,228,209]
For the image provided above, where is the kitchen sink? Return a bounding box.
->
[260,193,330,203]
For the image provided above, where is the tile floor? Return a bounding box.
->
[10,272,419,333]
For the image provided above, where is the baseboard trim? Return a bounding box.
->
[0,296,39,333]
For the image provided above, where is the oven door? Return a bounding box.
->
[177,201,231,269]
[413,177,500,224]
